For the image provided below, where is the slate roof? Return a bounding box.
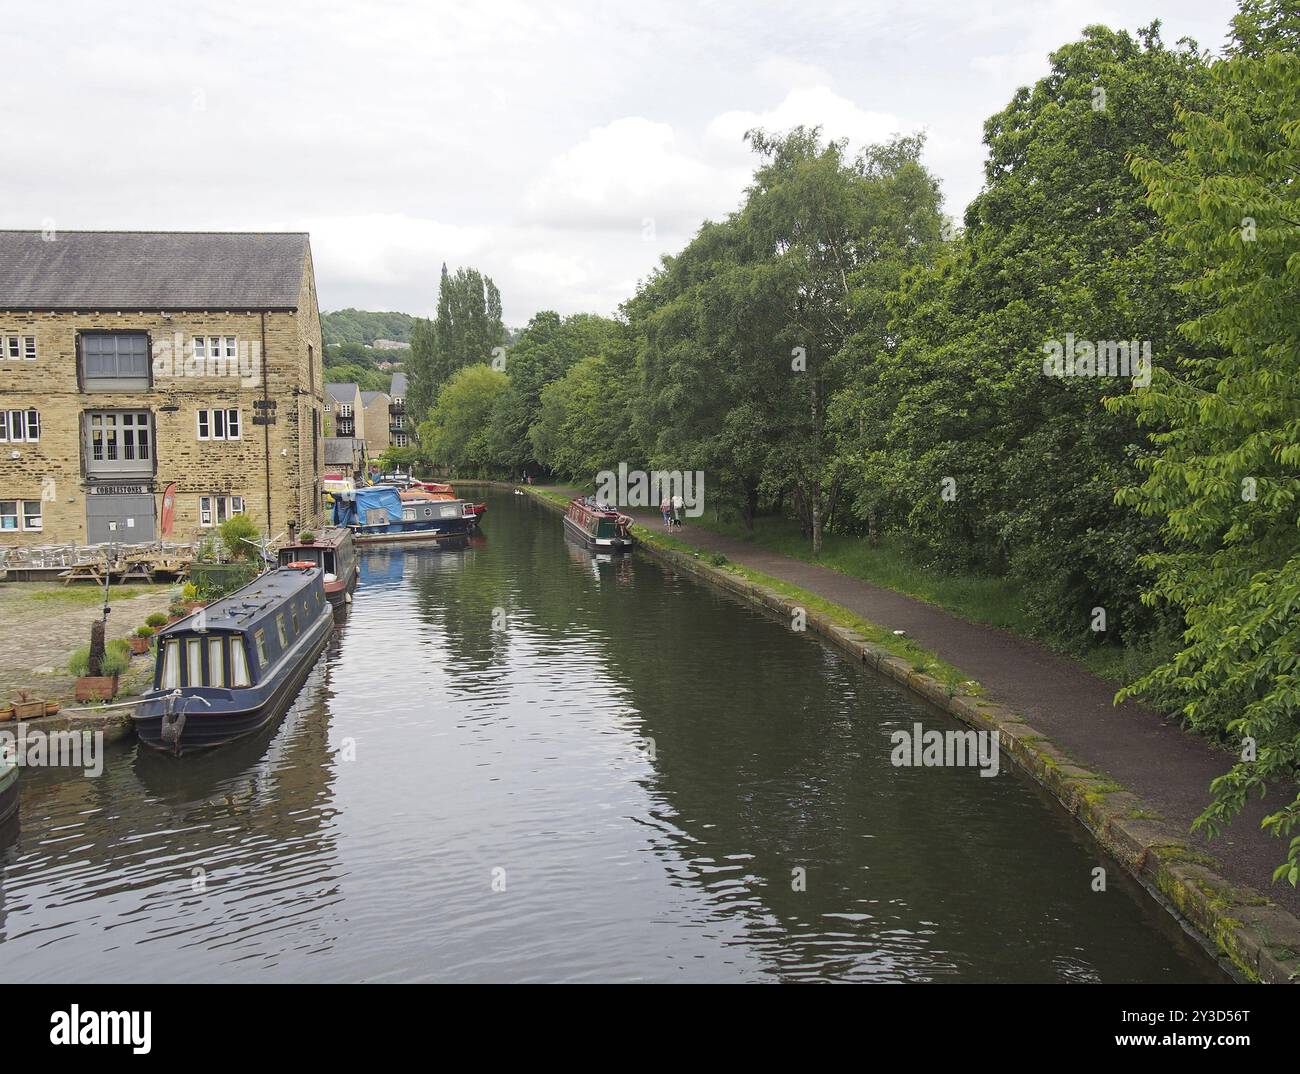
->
[390,371,408,397]
[324,438,358,465]
[325,383,360,404]
[0,231,309,311]
[360,391,389,405]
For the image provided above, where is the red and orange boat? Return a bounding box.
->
[401,481,487,528]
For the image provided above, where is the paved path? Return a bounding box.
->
[0,582,174,709]
[554,490,1297,916]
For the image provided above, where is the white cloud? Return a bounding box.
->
[0,0,1243,322]
[523,117,746,234]
[707,87,904,157]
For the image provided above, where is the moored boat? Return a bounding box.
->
[564,497,634,552]
[132,565,334,755]
[333,485,473,546]
[277,526,358,606]
[399,487,487,529]
[0,749,17,826]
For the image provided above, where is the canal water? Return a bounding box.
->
[0,490,1224,982]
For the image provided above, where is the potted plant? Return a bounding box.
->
[296,530,316,544]
[71,644,130,702]
[180,582,206,612]
[166,599,188,624]
[145,612,169,631]
[129,625,155,655]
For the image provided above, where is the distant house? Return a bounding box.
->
[0,230,327,545]
[323,436,364,481]
[360,390,390,459]
[370,339,409,351]
[388,371,411,449]
[324,383,362,439]
[324,383,366,477]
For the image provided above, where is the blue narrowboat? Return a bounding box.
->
[132,566,334,755]
[332,484,473,546]
[0,750,17,827]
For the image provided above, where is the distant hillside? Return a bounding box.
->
[321,309,416,346]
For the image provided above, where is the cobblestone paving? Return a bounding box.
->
[0,581,177,708]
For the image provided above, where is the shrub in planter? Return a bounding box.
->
[70,644,128,701]
[297,531,316,544]
[130,626,155,655]
[145,612,169,630]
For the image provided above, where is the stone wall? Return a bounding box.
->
[0,275,326,545]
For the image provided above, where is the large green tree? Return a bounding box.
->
[1110,1,1300,879]
[418,363,510,475]
[408,264,505,422]
[852,24,1215,648]
[489,311,624,476]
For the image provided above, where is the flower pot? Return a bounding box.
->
[129,636,152,655]
[75,675,118,702]
[13,697,49,719]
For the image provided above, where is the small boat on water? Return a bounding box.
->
[377,472,487,528]
[564,497,634,552]
[0,749,17,826]
[132,565,334,755]
[399,487,487,530]
[277,526,358,606]
[332,485,474,546]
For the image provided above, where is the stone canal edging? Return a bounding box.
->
[510,482,1300,984]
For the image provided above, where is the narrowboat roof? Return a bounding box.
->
[569,497,624,518]
[282,526,353,550]
[161,566,322,636]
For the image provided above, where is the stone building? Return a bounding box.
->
[388,371,411,449]
[323,382,367,477]
[360,390,390,459]
[0,231,327,546]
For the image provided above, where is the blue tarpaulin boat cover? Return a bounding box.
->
[333,485,403,527]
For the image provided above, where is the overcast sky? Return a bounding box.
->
[2,0,1239,325]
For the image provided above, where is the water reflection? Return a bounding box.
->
[0,490,1226,982]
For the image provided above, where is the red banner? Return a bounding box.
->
[160,482,177,537]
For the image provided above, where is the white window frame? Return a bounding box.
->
[198,494,246,527]
[0,409,39,443]
[196,408,241,441]
[4,335,34,361]
[0,499,37,530]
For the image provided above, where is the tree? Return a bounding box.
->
[408,264,505,423]
[488,311,624,475]
[852,24,1215,648]
[417,364,510,475]
[530,353,638,483]
[1109,1,1300,880]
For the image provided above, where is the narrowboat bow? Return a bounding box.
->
[564,497,634,551]
[0,749,18,827]
[132,566,334,755]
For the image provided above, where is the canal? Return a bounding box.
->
[0,489,1224,982]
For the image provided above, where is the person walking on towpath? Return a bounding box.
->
[660,496,672,527]
[671,493,684,527]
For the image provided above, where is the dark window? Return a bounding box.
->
[83,333,150,387]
